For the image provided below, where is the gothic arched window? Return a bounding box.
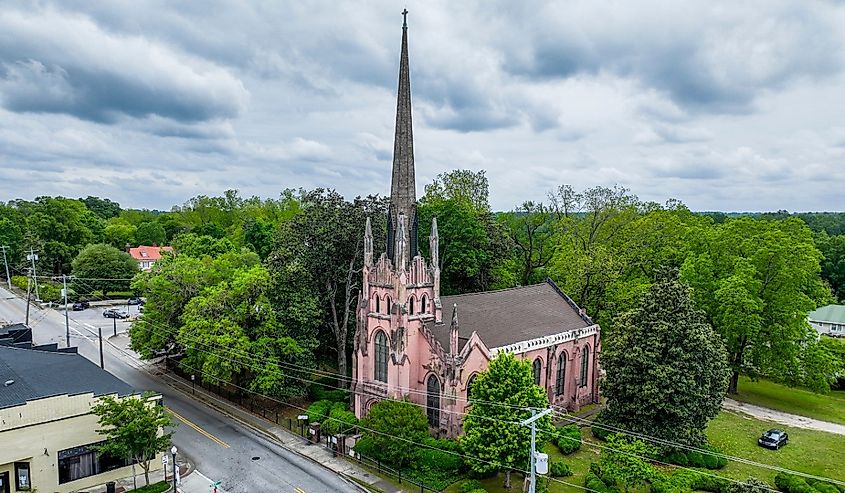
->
[466,374,477,402]
[374,295,380,313]
[426,374,441,427]
[533,358,542,386]
[409,296,415,315]
[579,345,590,387]
[385,296,392,315]
[374,331,388,383]
[421,295,428,314]
[556,352,567,396]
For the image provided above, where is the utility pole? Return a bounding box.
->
[63,275,70,347]
[25,273,32,326]
[99,326,104,369]
[26,247,39,301]
[521,408,553,493]
[0,245,11,290]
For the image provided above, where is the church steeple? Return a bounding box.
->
[387,9,418,264]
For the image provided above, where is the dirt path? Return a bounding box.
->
[723,398,845,436]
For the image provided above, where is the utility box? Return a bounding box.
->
[535,452,549,475]
[309,422,321,444]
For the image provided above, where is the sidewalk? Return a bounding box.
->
[109,334,396,492]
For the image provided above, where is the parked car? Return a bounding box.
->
[758,429,789,449]
[103,308,130,319]
[127,297,145,305]
[72,301,90,311]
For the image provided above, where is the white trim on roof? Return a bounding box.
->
[489,324,599,357]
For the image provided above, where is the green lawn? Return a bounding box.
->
[733,376,845,425]
[443,410,845,493]
[706,410,845,485]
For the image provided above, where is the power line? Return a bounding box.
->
[67,276,845,487]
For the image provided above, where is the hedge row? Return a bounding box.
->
[650,469,729,493]
[662,446,728,470]
[11,275,62,302]
[775,473,845,493]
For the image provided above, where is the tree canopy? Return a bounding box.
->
[599,268,730,447]
[71,243,139,294]
[461,352,553,489]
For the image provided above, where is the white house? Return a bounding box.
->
[808,304,845,338]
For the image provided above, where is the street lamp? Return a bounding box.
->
[170,446,178,493]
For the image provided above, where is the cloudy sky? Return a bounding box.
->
[1,1,844,212]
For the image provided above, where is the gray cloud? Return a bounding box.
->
[0,7,249,123]
[0,1,843,212]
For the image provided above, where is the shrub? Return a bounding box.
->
[305,400,334,423]
[585,471,616,493]
[652,469,729,493]
[662,446,727,470]
[591,421,613,441]
[321,407,358,436]
[466,490,488,493]
[459,480,484,493]
[352,435,380,459]
[775,473,824,493]
[555,425,582,455]
[360,400,429,468]
[664,450,689,467]
[416,437,463,474]
[549,459,572,477]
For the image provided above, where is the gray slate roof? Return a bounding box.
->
[0,345,135,409]
[427,279,592,351]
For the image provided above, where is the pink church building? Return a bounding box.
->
[351,13,601,437]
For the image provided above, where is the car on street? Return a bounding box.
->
[758,429,789,449]
[103,308,130,319]
[127,297,145,305]
[72,301,90,311]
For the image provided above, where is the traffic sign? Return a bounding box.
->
[162,455,169,465]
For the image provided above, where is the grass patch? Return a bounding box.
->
[130,481,169,493]
[733,376,845,425]
[706,410,845,484]
[444,411,845,493]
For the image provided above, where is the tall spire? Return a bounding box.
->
[388,8,418,264]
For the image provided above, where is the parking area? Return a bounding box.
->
[61,302,142,336]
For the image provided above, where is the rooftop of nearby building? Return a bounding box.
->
[809,304,845,325]
[0,344,135,409]
[427,279,594,351]
[128,245,173,262]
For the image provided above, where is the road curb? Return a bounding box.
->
[160,371,370,492]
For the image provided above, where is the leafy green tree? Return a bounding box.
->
[81,196,122,219]
[172,233,235,257]
[599,268,729,447]
[91,392,174,486]
[816,232,845,302]
[103,219,137,249]
[71,243,139,294]
[178,265,314,398]
[418,194,511,295]
[599,434,658,493]
[727,477,771,493]
[18,197,100,274]
[130,250,259,358]
[499,201,555,285]
[360,400,429,468]
[268,189,387,380]
[462,353,552,489]
[135,221,167,246]
[424,169,490,213]
[681,217,830,393]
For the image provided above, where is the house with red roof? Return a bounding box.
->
[128,246,173,271]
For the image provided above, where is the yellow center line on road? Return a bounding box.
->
[294,487,307,493]
[168,407,230,449]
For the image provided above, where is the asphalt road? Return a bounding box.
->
[0,285,351,493]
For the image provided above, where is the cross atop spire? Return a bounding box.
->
[387,7,418,264]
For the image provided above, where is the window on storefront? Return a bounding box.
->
[58,442,130,484]
[14,462,30,490]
